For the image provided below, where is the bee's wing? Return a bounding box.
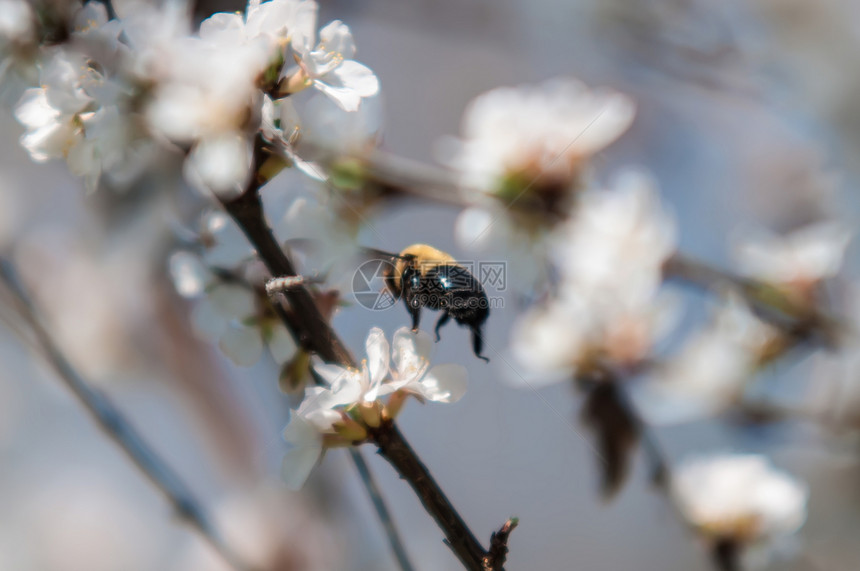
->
[359,246,411,262]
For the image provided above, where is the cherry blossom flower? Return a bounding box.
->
[0,0,35,50]
[511,172,678,377]
[638,295,779,424]
[14,51,93,163]
[281,327,466,489]
[450,78,635,289]
[672,454,808,564]
[734,221,851,304]
[168,213,295,368]
[288,19,379,111]
[0,0,38,100]
[449,77,634,237]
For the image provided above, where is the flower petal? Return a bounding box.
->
[312,79,361,112]
[185,133,254,199]
[281,415,324,490]
[168,251,211,297]
[329,60,379,97]
[365,327,390,386]
[318,20,356,60]
[392,327,432,381]
[418,364,467,403]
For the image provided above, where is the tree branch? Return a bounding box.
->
[370,421,488,570]
[219,148,501,570]
[662,253,843,346]
[482,518,519,571]
[0,259,250,571]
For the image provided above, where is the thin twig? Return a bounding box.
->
[370,421,488,570]
[220,141,499,570]
[663,253,843,346]
[347,448,415,571]
[0,259,250,571]
[482,518,519,571]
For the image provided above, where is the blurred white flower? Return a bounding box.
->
[291,19,379,111]
[14,50,93,162]
[168,212,296,368]
[512,289,678,379]
[282,326,466,489]
[511,172,677,377]
[672,454,808,549]
[0,0,40,103]
[734,221,851,300]
[72,1,123,53]
[13,22,158,192]
[272,194,359,287]
[199,0,315,52]
[294,91,383,159]
[14,86,82,163]
[556,171,675,297]
[0,0,35,49]
[806,283,860,430]
[144,1,304,197]
[640,295,778,424]
[449,77,634,210]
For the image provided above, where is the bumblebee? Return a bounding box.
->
[375,244,490,363]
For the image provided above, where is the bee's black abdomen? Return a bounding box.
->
[399,262,490,362]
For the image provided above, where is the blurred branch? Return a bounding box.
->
[220,140,506,571]
[0,259,250,571]
[663,254,843,346]
[347,448,415,571]
[345,151,846,345]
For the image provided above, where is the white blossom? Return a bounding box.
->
[511,172,677,376]
[451,81,636,285]
[14,86,81,163]
[640,295,778,424]
[449,77,634,200]
[168,212,295,368]
[734,221,851,292]
[0,0,35,49]
[672,454,808,548]
[281,327,466,489]
[291,19,379,111]
[143,0,309,197]
[385,328,468,403]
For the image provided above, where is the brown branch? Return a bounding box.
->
[370,421,488,570]
[482,518,519,571]
[219,144,501,571]
[662,253,843,346]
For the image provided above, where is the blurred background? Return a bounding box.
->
[2,0,860,569]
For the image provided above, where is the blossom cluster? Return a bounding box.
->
[672,453,809,565]
[281,327,466,489]
[446,76,850,564]
[2,0,380,196]
[6,1,856,567]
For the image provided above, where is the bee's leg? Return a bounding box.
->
[408,301,422,332]
[470,326,490,363]
[433,311,451,342]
